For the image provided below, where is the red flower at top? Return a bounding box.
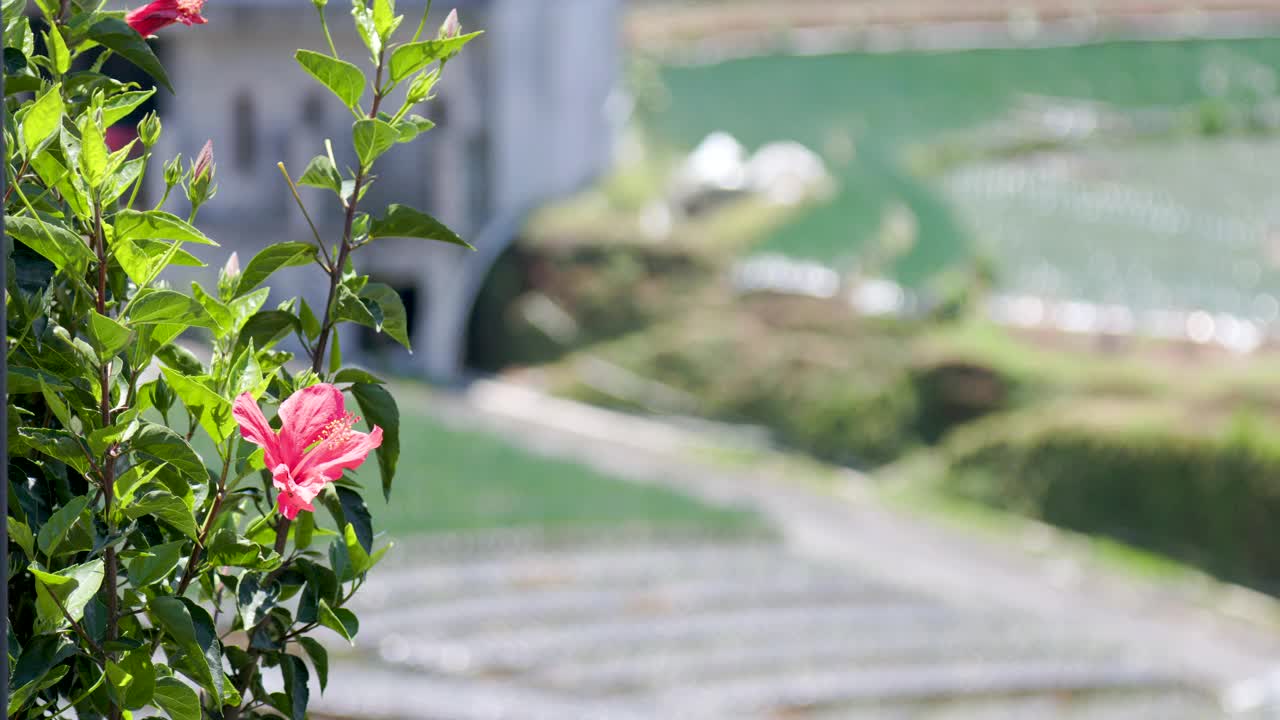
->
[126,0,207,37]
[233,384,383,520]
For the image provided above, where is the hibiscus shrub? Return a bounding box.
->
[5,0,477,718]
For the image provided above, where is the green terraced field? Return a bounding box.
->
[656,38,1280,295]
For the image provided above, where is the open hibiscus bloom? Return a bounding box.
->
[233,384,383,519]
[126,0,207,37]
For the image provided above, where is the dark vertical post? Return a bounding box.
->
[1,6,9,713]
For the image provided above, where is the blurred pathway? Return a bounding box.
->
[316,532,1214,719]
[310,380,1280,719]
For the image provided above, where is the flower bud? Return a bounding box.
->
[406,68,439,104]
[163,154,184,188]
[186,139,217,209]
[224,252,241,279]
[311,0,326,8]
[137,111,161,147]
[438,8,460,39]
[218,251,241,299]
[192,139,214,182]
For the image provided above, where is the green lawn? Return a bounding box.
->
[348,388,764,537]
[657,38,1280,290]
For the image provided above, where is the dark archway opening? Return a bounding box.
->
[464,244,539,374]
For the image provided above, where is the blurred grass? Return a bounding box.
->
[189,386,765,538]
[350,394,764,537]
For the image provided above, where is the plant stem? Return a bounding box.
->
[276,162,333,269]
[174,437,236,596]
[412,0,434,43]
[50,589,107,664]
[92,198,121,720]
[271,48,389,557]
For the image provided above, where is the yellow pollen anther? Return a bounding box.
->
[316,413,360,449]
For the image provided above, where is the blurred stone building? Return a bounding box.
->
[147,0,622,378]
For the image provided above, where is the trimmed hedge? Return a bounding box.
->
[943,407,1280,592]
[555,303,1015,468]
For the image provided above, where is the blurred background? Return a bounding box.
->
[136,0,1280,716]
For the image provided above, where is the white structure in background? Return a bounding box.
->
[668,131,831,216]
[151,0,622,378]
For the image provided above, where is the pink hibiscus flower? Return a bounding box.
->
[126,0,207,37]
[233,384,383,519]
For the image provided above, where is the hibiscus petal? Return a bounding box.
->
[293,426,383,486]
[276,487,314,519]
[273,465,324,520]
[278,383,347,462]
[233,393,283,469]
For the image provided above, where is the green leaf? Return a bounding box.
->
[46,26,68,74]
[129,289,218,328]
[237,242,317,297]
[156,343,205,376]
[104,155,145,205]
[87,17,173,92]
[206,528,279,570]
[317,599,356,643]
[237,310,300,352]
[350,0,381,57]
[388,31,482,82]
[86,311,133,360]
[9,517,35,558]
[371,0,401,40]
[281,654,310,720]
[36,495,89,556]
[107,649,156,710]
[395,113,435,143]
[333,285,378,332]
[6,214,95,274]
[124,489,199,540]
[30,559,104,631]
[300,297,322,340]
[149,597,223,698]
[115,463,166,512]
[191,281,233,333]
[153,675,201,720]
[295,49,365,110]
[342,523,372,575]
[38,377,72,429]
[115,238,205,286]
[351,382,400,500]
[352,118,399,168]
[228,287,271,336]
[334,367,385,384]
[9,635,76,716]
[336,486,373,554]
[22,83,63,153]
[131,422,207,483]
[298,636,329,692]
[359,282,411,349]
[103,89,156,127]
[125,540,185,587]
[80,114,108,188]
[299,155,342,194]
[237,573,280,631]
[228,345,265,397]
[369,204,471,247]
[18,427,91,475]
[113,209,218,245]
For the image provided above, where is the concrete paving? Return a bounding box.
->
[306,381,1280,718]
